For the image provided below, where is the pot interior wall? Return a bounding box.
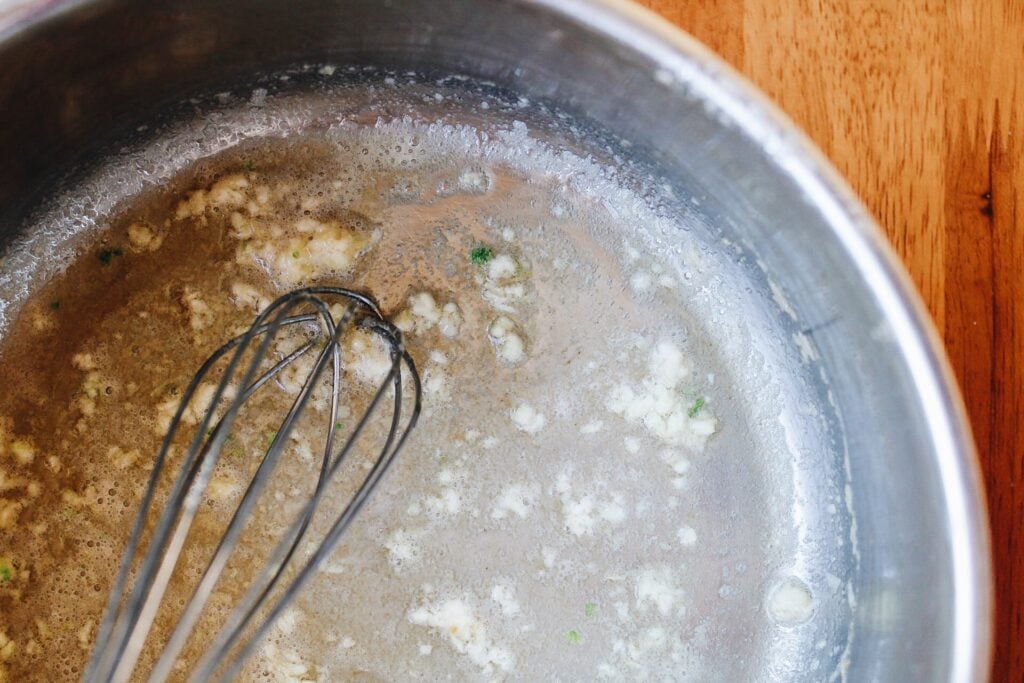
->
[0,1,983,680]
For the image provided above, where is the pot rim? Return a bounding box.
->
[533,1,992,679]
[0,1,995,679]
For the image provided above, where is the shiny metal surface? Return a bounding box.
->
[0,1,992,680]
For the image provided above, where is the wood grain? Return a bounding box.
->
[639,1,1023,679]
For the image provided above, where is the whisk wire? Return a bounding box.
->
[199,333,419,683]
[107,294,316,682]
[144,297,350,683]
[86,306,292,682]
[85,287,420,683]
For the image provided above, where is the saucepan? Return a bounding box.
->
[0,0,991,680]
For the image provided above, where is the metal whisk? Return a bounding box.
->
[84,286,421,683]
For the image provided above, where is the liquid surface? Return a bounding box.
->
[0,77,853,681]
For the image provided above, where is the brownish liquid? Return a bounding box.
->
[0,119,738,681]
[0,139,411,681]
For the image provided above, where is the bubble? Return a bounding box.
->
[767,575,815,626]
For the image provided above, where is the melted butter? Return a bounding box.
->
[0,139,438,680]
[0,119,734,681]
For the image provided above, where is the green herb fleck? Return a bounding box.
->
[49,300,61,310]
[97,247,124,265]
[470,245,494,265]
[567,629,582,645]
[265,430,278,447]
[438,453,449,465]
[241,160,256,172]
[334,422,343,431]
[292,250,300,259]
[687,397,705,418]
[62,507,76,521]
[0,558,13,582]
[585,602,597,617]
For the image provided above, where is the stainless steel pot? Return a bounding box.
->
[0,1,992,680]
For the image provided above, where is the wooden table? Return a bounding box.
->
[639,1,1021,679]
